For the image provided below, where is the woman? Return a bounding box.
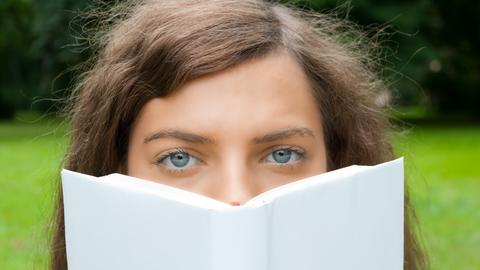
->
[51,0,427,269]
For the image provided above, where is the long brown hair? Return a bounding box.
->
[51,0,427,269]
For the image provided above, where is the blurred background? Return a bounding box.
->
[0,0,479,269]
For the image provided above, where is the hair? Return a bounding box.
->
[50,0,427,269]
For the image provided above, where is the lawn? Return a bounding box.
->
[393,123,480,269]
[0,113,479,269]
[0,113,69,269]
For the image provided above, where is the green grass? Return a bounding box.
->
[0,113,479,269]
[394,124,480,269]
[0,113,68,269]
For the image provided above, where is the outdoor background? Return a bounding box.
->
[1,0,479,269]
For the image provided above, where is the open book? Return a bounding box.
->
[61,157,404,270]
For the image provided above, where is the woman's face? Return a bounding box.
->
[127,52,327,205]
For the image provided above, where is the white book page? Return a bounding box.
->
[268,157,404,270]
[100,167,364,209]
[101,173,233,209]
[61,169,213,270]
[63,170,231,210]
[244,165,368,206]
[62,158,401,210]
[61,158,403,269]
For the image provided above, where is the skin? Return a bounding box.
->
[127,51,327,205]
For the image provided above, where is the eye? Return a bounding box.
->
[264,146,305,165]
[156,148,200,173]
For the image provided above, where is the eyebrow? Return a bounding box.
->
[143,127,315,145]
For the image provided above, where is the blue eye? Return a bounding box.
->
[156,146,305,175]
[157,149,199,171]
[265,147,305,165]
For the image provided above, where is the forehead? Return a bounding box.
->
[133,52,322,138]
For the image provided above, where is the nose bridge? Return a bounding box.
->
[211,148,260,205]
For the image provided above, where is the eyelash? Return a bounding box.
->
[155,146,306,175]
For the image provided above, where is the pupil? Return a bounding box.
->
[273,149,291,163]
[171,152,189,167]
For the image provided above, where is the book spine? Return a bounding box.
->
[209,205,272,270]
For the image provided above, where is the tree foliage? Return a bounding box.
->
[0,0,91,118]
[1,0,478,119]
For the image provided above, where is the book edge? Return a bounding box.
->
[60,157,404,210]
